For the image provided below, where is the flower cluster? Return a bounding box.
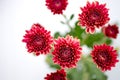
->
[102,24,119,38]
[52,35,82,68]
[22,23,53,56]
[44,69,67,80]
[46,0,68,14]
[91,44,119,71]
[22,0,119,80]
[78,1,110,33]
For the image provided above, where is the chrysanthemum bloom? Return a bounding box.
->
[22,23,53,56]
[44,69,67,80]
[78,1,110,33]
[91,44,119,71]
[102,24,119,38]
[46,0,68,14]
[52,35,82,68]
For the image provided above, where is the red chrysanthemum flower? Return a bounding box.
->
[46,0,68,14]
[78,1,110,33]
[52,35,82,68]
[91,44,119,71]
[22,23,53,56]
[44,69,67,80]
[102,24,119,38]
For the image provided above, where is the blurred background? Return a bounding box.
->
[0,0,120,80]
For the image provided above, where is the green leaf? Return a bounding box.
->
[60,21,65,24]
[54,32,62,39]
[45,54,61,69]
[70,14,74,20]
[105,38,112,44]
[66,21,85,40]
[83,55,107,80]
[83,32,112,48]
[66,55,107,80]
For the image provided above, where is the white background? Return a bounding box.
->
[0,0,120,80]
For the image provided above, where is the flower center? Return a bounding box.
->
[53,74,63,80]
[53,0,61,7]
[99,55,105,61]
[98,50,109,62]
[32,35,46,51]
[90,11,100,21]
[109,30,114,35]
[59,46,73,59]
[34,35,44,46]
[108,27,115,35]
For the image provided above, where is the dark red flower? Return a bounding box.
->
[91,44,119,71]
[78,1,110,33]
[44,69,67,80]
[52,35,82,68]
[102,24,119,38]
[46,0,68,14]
[22,23,53,56]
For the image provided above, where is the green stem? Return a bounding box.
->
[62,14,73,30]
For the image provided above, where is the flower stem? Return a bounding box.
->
[62,14,73,30]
